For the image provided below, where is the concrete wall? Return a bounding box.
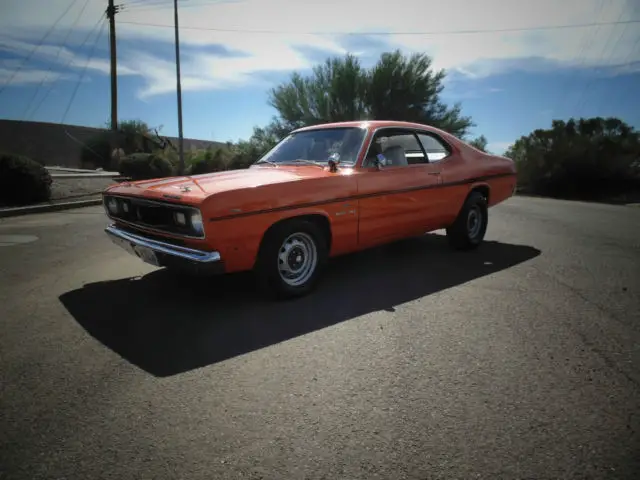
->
[0,119,224,169]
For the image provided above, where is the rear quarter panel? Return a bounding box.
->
[472,152,517,207]
[439,142,517,220]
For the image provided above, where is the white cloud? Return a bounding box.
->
[1,0,639,97]
[0,24,136,83]
[488,141,513,154]
[0,65,73,85]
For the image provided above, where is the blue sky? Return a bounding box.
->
[1,0,639,155]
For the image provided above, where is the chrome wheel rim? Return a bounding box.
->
[467,206,482,239]
[277,232,318,287]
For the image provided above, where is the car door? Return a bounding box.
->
[356,128,445,248]
[413,130,462,226]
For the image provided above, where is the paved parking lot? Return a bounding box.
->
[1,197,639,479]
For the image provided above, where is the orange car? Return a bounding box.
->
[103,120,517,298]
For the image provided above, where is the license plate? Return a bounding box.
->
[110,235,137,257]
[134,246,160,267]
[109,235,160,267]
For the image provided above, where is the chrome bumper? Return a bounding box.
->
[105,224,223,274]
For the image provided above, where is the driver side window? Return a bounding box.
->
[364,129,427,167]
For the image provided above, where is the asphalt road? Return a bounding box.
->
[1,197,639,479]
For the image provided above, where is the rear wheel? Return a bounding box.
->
[255,219,328,299]
[446,190,488,250]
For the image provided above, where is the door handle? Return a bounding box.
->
[428,171,441,176]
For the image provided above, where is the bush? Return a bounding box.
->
[505,117,640,200]
[118,153,175,180]
[187,147,231,175]
[153,146,180,171]
[0,152,53,206]
[227,140,267,169]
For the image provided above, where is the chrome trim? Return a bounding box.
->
[108,217,206,240]
[290,122,370,134]
[105,193,200,210]
[105,224,221,263]
[103,194,205,240]
[359,125,455,168]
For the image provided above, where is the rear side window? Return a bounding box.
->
[417,133,450,162]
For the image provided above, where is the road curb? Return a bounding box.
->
[0,199,103,218]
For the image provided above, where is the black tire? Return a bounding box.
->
[255,218,329,299]
[446,190,488,250]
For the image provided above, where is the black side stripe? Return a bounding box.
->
[208,172,515,222]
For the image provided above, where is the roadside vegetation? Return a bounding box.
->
[505,117,640,202]
[0,152,52,206]
[3,49,638,205]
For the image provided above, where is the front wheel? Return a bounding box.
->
[446,191,488,250]
[255,219,328,299]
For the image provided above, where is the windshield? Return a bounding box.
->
[256,127,366,166]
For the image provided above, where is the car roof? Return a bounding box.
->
[292,120,454,139]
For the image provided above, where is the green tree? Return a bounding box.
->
[268,50,474,138]
[504,117,640,199]
[469,135,488,152]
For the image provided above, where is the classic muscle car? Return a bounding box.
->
[103,120,517,298]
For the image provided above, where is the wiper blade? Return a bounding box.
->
[285,159,325,168]
[255,159,278,166]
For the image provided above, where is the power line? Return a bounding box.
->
[121,0,235,12]
[122,0,173,10]
[27,13,106,121]
[60,18,108,124]
[552,0,605,120]
[22,0,93,120]
[0,0,77,96]
[115,18,640,35]
[125,0,171,6]
[607,33,640,113]
[574,8,630,117]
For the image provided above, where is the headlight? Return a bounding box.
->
[105,196,119,214]
[190,211,204,235]
[174,211,187,226]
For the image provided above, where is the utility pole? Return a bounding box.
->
[173,0,185,175]
[106,0,118,132]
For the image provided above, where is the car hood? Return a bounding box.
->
[105,165,335,203]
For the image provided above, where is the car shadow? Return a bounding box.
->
[59,234,541,377]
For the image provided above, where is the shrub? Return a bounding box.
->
[505,117,640,200]
[0,152,53,206]
[227,140,266,169]
[153,146,180,171]
[188,147,231,175]
[118,153,175,180]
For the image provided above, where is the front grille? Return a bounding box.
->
[104,195,204,238]
[136,203,173,228]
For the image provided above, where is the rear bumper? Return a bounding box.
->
[105,224,225,275]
